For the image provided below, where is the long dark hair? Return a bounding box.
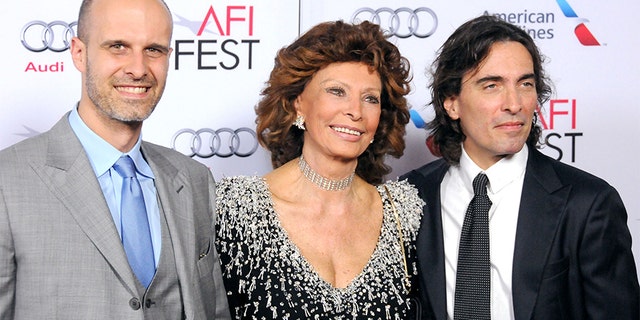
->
[428,15,552,164]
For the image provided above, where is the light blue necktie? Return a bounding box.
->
[113,156,155,288]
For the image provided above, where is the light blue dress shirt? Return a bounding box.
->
[68,106,161,267]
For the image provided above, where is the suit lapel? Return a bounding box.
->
[413,160,450,320]
[142,144,199,317]
[512,149,569,319]
[35,116,138,294]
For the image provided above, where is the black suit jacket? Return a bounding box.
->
[402,147,639,319]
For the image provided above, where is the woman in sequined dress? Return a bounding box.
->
[215,20,424,320]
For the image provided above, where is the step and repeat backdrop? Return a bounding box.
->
[2,1,639,273]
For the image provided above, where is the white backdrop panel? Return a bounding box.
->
[2,0,639,278]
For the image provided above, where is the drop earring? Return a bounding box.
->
[293,115,306,130]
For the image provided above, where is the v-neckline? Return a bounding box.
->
[260,178,390,293]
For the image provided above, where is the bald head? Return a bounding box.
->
[77,0,173,42]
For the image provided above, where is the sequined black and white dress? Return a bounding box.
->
[215,176,424,320]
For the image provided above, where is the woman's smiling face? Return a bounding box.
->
[295,62,382,162]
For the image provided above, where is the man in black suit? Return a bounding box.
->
[402,15,639,319]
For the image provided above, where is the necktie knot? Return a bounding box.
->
[472,173,489,196]
[113,156,137,179]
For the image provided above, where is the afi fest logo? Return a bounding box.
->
[172,5,259,70]
[555,0,601,46]
[537,99,583,163]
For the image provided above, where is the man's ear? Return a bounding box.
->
[444,96,460,120]
[70,37,86,73]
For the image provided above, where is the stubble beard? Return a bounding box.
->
[85,63,163,123]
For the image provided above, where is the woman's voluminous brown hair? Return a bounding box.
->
[256,20,412,185]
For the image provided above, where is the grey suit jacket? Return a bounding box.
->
[0,113,230,319]
[402,147,639,319]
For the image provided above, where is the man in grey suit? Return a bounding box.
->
[0,0,230,318]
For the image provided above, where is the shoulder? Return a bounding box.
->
[379,180,424,236]
[215,176,272,245]
[215,175,270,218]
[142,141,204,168]
[216,175,267,197]
[0,138,39,183]
[0,137,39,166]
[0,119,70,176]
[0,122,58,160]
[379,179,422,201]
[400,158,449,187]
[528,149,615,192]
[141,141,213,184]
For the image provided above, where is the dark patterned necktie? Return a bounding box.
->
[454,173,492,320]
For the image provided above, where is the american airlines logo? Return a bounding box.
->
[556,0,601,46]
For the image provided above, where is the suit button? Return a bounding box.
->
[129,298,141,310]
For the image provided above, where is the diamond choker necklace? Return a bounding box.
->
[298,155,355,191]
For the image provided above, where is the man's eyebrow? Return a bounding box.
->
[474,73,536,85]
[518,73,536,81]
[475,75,503,85]
[148,43,171,53]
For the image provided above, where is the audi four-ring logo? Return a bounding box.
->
[351,7,438,39]
[21,20,78,52]
[171,128,259,158]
